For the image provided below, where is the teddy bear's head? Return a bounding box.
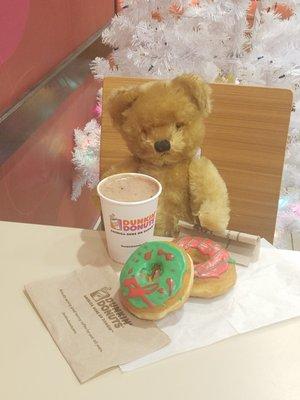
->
[108,74,211,167]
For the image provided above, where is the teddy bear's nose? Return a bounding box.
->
[154,140,171,153]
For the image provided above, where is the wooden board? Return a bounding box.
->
[292,232,300,251]
[101,76,293,243]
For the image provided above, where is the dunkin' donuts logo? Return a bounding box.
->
[109,212,156,233]
[90,287,111,302]
[86,286,133,329]
[110,214,123,231]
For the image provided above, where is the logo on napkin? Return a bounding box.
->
[25,266,170,383]
[87,287,132,329]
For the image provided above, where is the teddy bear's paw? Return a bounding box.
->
[198,215,225,234]
[198,203,229,233]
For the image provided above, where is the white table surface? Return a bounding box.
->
[1,221,300,400]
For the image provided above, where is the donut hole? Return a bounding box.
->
[187,248,210,264]
[148,264,162,282]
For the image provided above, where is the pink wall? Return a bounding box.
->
[0,0,115,228]
[0,77,100,228]
[0,0,114,113]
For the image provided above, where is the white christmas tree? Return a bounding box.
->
[73,0,300,247]
[91,0,300,96]
[71,118,101,201]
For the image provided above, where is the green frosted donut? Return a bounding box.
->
[119,241,193,320]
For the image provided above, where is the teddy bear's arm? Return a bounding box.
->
[189,157,230,233]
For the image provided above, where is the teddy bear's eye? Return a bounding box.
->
[176,122,184,129]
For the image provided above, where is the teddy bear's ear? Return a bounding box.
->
[108,86,139,126]
[172,74,212,117]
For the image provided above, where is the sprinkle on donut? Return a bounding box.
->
[175,236,237,299]
[119,241,194,320]
[176,236,233,279]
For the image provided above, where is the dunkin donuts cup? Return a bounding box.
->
[97,173,162,264]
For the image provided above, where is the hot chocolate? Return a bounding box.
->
[100,174,159,202]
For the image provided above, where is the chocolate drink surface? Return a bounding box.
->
[100,175,159,202]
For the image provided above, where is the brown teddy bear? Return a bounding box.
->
[101,74,230,237]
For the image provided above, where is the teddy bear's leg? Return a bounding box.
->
[154,210,178,237]
[189,157,230,233]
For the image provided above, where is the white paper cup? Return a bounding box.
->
[97,173,162,264]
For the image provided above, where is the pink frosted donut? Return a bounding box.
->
[175,236,236,298]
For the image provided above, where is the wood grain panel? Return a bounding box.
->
[101,77,292,242]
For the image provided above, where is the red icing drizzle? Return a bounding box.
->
[123,277,159,307]
[176,236,230,279]
[144,250,153,260]
[166,277,174,296]
[157,248,174,261]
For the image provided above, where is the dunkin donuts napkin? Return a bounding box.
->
[121,242,300,371]
[25,266,170,383]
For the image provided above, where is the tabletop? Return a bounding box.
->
[1,221,300,400]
